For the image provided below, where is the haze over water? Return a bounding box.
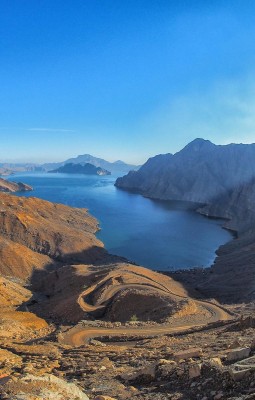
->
[9,172,232,271]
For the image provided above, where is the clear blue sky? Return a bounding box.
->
[1,0,255,164]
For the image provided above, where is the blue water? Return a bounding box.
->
[8,172,232,271]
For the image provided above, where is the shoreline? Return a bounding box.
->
[115,185,237,270]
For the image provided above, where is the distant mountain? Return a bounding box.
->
[0,163,43,175]
[49,162,111,176]
[42,154,138,174]
[115,138,255,205]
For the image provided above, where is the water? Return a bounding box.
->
[8,172,232,271]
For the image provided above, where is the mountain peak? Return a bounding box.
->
[182,138,215,152]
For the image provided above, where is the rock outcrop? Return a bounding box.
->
[0,178,32,193]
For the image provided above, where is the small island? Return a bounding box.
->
[0,178,33,193]
[49,162,111,176]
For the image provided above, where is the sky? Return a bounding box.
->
[1,0,255,164]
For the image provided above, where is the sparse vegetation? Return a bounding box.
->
[130,314,138,322]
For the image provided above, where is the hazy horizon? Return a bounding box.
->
[1,137,255,165]
[1,1,255,163]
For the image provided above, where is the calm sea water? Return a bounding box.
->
[8,172,232,271]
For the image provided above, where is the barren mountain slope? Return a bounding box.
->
[30,262,199,323]
[0,177,32,193]
[0,192,106,280]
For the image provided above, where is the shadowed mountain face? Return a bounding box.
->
[43,154,138,174]
[116,138,255,205]
[49,162,111,176]
[115,138,255,233]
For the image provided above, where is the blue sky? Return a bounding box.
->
[1,0,255,163]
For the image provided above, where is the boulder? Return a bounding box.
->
[229,368,251,381]
[121,364,156,383]
[174,348,203,361]
[189,363,202,379]
[226,347,250,362]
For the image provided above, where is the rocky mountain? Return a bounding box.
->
[115,138,255,204]
[49,162,111,176]
[43,154,138,174]
[115,138,255,233]
[0,178,32,193]
[0,192,105,280]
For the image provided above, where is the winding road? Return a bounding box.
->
[60,268,234,347]
[61,302,232,347]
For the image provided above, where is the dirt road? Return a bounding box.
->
[62,295,233,346]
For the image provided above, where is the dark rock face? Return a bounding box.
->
[115,138,255,234]
[116,139,255,205]
[49,162,111,176]
[0,178,33,193]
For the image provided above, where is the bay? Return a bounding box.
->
[8,172,232,271]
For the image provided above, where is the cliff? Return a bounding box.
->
[115,138,255,235]
[49,162,111,176]
[116,138,255,205]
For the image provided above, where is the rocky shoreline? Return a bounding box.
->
[0,177,33,193]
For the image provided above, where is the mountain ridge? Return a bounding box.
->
[43,154,138,174]
[115,138,255,205]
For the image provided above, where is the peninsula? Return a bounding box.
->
[0,177,33,193]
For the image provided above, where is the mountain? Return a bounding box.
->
[116,138,255,302]
[115,138,255,204]
[49,162,111,176]
[0,163,44,175]
[42,154,138,173]
[0,177,33,193]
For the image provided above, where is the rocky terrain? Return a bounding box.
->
[0,191,253,399]
[49,162,111,176]
[0,178,32,193]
